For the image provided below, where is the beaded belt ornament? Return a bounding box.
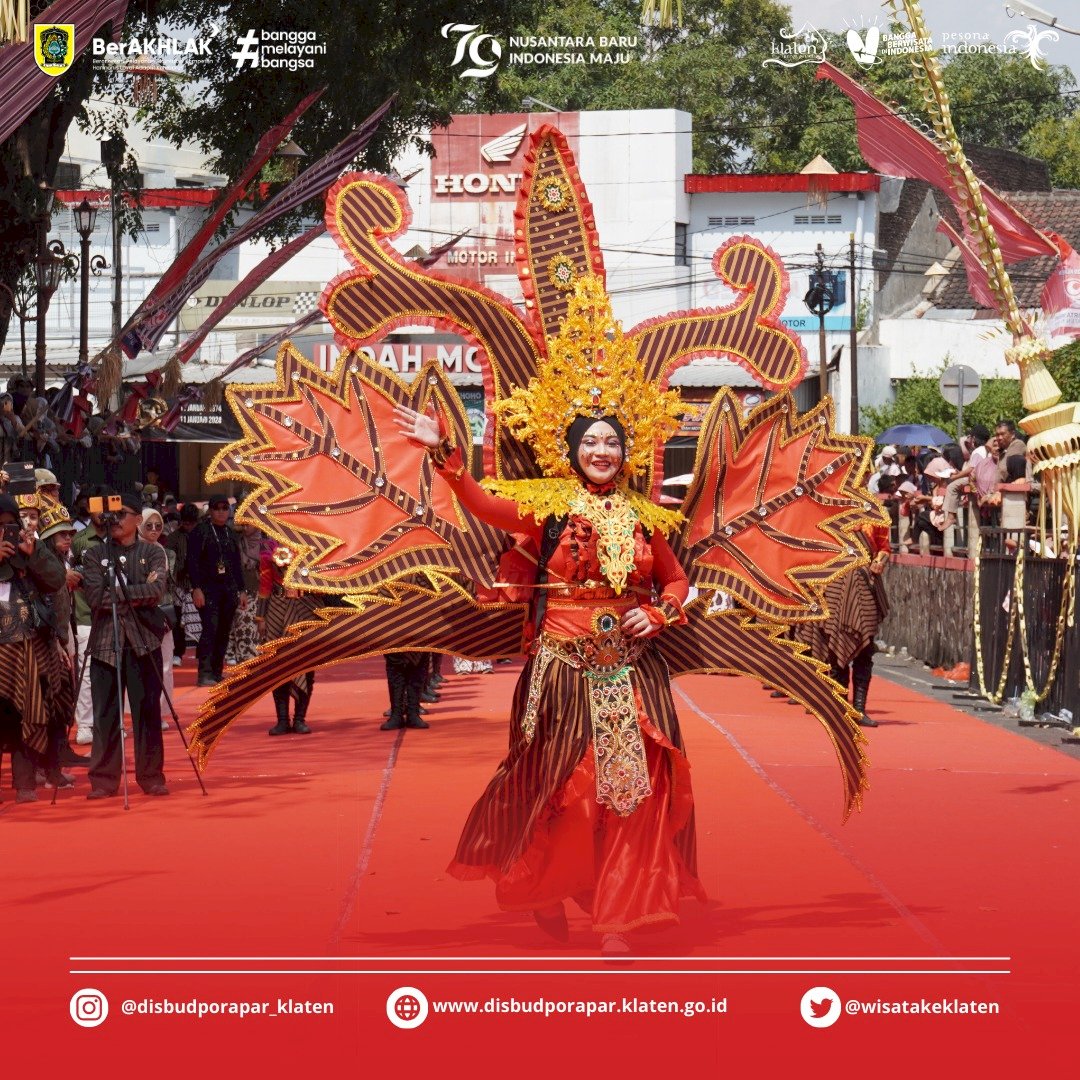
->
[521,625,652,817]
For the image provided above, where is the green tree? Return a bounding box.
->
[1022,110,1080,188]
[490,0,801,173]
[1046,340,1080,404]
[860,360,1024,441]
[0,0,541,355]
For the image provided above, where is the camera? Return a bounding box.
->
[89,494,122,528]
[1,521,22,547]
[2,460,36,496]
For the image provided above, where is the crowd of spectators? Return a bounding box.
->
[867,419,1038,555]
[0,462,461,805]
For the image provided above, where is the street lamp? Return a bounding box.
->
[522,95,563,113]
[273,139,306,180]
[73,198,108,364]
[34,219,67,396]
[1005,2,1079,33]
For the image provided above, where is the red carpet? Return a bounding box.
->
[3,657,1077,1074]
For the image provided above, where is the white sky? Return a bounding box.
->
[784,0,1080,82]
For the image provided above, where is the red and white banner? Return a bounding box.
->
[1041,237,1080,341]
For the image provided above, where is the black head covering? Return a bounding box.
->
[118,490,143,514]
[565,414,626,481]
[0,493,20,519]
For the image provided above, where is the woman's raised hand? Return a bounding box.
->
[393,405,441,448]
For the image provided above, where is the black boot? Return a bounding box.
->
[404,660,429,729]
[851,669,878,728]
[830,665,849,692]
[269,687,292,735]
[381,660,406,730]
[197,661,218,688]
[292,676,313,735]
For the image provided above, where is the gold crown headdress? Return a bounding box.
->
[494,275,683,480]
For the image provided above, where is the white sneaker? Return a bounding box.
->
[172,656,182,667]
[75,729,93,746]
[161,719,169,730]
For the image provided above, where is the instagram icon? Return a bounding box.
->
[69,989,109,1028]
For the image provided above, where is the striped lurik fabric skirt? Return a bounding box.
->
[0,635,74,755]
[448,643,705,934]
[798,568,889,669]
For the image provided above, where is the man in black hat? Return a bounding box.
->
[82,491,169,799]
[186,495,246,686]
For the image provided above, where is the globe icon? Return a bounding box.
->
[395,995,421,1022]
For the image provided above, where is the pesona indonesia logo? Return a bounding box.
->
[1003,23,1059,70]
[442,23,503,78]
[443,23,639,78]
[763,22,828,69]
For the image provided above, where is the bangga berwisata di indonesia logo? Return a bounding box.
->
[35,23,74,75]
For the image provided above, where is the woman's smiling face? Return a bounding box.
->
[576,420,623,485]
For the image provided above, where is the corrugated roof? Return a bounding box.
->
[930,190,1080,310]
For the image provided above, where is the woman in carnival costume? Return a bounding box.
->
[395,277,703,957]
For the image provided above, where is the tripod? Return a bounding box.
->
[90,537,208,809]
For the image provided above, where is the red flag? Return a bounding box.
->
[121,87,325,355]
[816,62,1057,265]
[125,97,393,357]
[936,218,1000,311]
[170,224,326,364]
[220,309,324,380]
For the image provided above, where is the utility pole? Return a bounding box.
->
[849,233,859,433]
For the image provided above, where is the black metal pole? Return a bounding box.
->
[849,233,859,434]
[818,310,827,402]
[79,232,91,365]
[34,216,48,397]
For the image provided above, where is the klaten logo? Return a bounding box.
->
[846,26,881,66]
[34,23,74,76]
[442,23,502,78]
[762,22,827,69]
[481,123,526,164]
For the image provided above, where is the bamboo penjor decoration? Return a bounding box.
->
[893,0,1080,551]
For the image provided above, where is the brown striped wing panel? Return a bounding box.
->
[656,599,869,819]
[206,347,509,593]
[321,174,543,481]
[188,581,528,767]
[669,391,886,623]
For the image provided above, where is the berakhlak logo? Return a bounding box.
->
[386,986,429,1029]
[442,23,502,78]
[800,986,841,1028]
[1004,23,1059,70]
[481,123,527,165]
[231,28,261,69]
[34,23,74,76]
[846,25,881,66]
[69,988,109,1028]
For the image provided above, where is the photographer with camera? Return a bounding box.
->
[82,491,170,801]
[0,494,67,803]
